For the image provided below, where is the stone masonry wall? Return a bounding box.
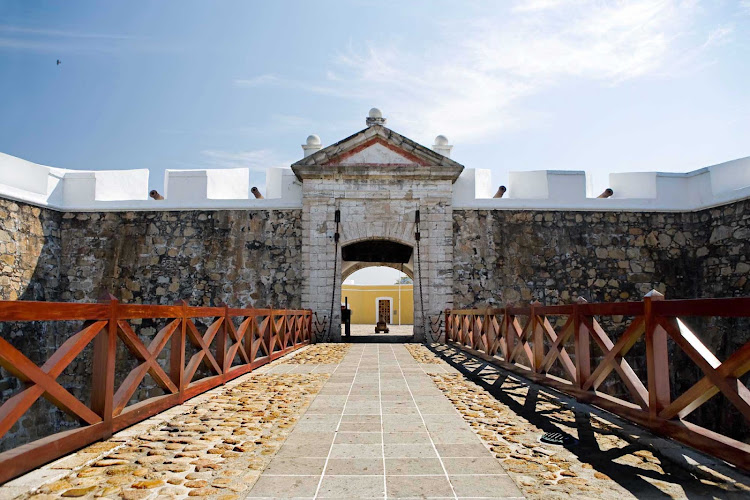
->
[56,209,302,308]
[0,201,302,451]
[452,201,749,308]
[452,200,750,440]
[0,198,62,302]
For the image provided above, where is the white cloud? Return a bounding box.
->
[170,149,294,192]
[0,25,135,39]
[234,74,282,87]
[703,24,734,48]
[199,149,289,171]
[0,24,166,54]
[238,1,727,143]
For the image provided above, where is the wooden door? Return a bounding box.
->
[378,300,390,324]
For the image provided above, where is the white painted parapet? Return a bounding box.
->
[0,153,65,207]
[265,168,302,200]
[504,170,591,201]
[0,153,303,211]
[453,157,750,211]
[1,150,748,212]
[452,168,493,201]
[63,170,150,206]
[164,170,208,202]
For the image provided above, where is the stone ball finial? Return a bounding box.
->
[433,134,453,158]
[366,108,387,126]
[302,134,323,157]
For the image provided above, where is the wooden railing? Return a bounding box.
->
[444,292,750,471]
[0,298,312,483]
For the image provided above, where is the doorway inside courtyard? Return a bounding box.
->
[339,239,417,342]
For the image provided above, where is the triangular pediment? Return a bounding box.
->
[339,139,420,166]
[291,125,463,169]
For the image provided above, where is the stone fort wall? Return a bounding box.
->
[452,199,749,440]
[453,200,750,307]
[0,198,302,450]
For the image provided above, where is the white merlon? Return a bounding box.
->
[452,168,493,200]
[265,167,303,200]
[64,169,149,206]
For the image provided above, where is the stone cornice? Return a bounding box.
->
[291,164,464,183]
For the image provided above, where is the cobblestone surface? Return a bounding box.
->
[422,344,750,500]
[404,344,443,364]
[279,343,351,365]
[15,373,328,500]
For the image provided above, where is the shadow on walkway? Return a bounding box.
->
[427,342,749,500]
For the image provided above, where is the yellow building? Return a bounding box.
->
[341,284,414,325]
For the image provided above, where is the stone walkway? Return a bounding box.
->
[6,342,749,499]
[245,344,524,499]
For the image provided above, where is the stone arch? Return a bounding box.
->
[341,262,414,282]
[340,234,415,250]
[340,237,414,283]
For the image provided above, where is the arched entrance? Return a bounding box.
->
[293,112,463,343]
[340,239,416,342]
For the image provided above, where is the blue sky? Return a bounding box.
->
[1,0,749,197]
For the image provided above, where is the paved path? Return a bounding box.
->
[248,344,524,499]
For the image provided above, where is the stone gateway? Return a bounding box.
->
[292,109,463,341]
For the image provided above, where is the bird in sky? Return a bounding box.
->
[56,59,61,65]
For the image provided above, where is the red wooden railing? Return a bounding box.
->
[0,298,312,483]
[444,292,750,471]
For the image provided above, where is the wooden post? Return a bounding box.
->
[574,297,591,390]
[645,289,670,419]
[307,310,313,343]
[265,312,273,357]
[444,309,450,343]
[91,294,118,437]
[216,305,227,378]
[172,301,187,400]
[503,308,511,361]
[483,309,490,353]
[531,301,543,372]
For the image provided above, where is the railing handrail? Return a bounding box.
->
[444,292,750,472]
[0,298,314,484]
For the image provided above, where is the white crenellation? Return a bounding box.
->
[1,149,749,213]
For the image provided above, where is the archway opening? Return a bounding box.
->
[339,238,416,341]
[342,265,414,340]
